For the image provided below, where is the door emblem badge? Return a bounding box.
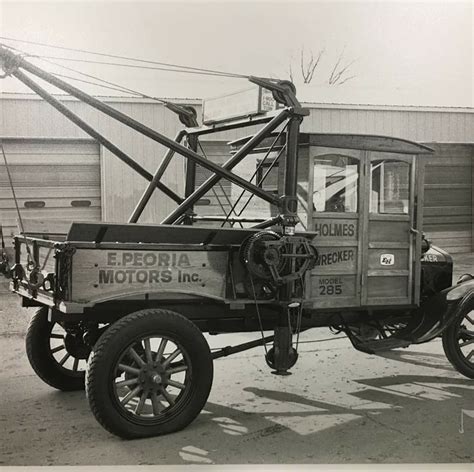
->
[380,254,395,266]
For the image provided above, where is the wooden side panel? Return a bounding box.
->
[366,219,411,304]
[71,248,228,303]
[307,217,360,308]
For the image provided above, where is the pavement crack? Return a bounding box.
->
[362,411,406,435]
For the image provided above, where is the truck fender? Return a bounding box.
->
[410,277,474,344]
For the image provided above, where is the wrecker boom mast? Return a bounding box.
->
[0,45,309,231]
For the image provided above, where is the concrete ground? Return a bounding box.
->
[0,254,473,465]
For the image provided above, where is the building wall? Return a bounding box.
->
[301,104,473,143]
[1,95,473,250]
[0,95,196,224]
[422,144,473,252]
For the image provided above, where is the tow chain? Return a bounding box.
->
[249,273,269,356]
[249,271,307,359]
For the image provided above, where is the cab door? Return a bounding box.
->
[361,152,421,306]
[306,147,363,308]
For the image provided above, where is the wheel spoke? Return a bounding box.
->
[120,385,142,406]
[144,338,153,364]
[459,328,474,337]
[459,338,474,348]
[50,334,64,339]
[466,349,474,361]
[118,363,140,375]
[166,364,188,375]
[151,390,162,415]
[72,358,79,372]
[160,387,176,406]
[166,379,186,390]
[155,338,167,363]
[162,348,181,368]
[59,353,70,366]
[116,377,140,388]
[128,347,146,367]
[465,315,474,325]
[51,344,65,354]
[135,389,149,415]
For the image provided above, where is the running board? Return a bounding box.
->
[347,335,412,355]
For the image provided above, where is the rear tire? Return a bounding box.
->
[85,308,213,439]
[442,305,474,379]
[25,307,87,391]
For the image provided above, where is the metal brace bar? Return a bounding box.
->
[162,109,291,224]
[211,334,275,360]
[129,129,187,222]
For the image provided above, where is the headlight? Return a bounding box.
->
[457,273,474,284]
[446,279,474,301]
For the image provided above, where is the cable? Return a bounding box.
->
[51,72,148,97]
[0,36,248,79]
[196,140,244,228]
[221,125,288,228]
[37,56,170,104]
[0,142,37,268]
[37,55,243,78]
[249,274,269,356]
[0,43,158,101]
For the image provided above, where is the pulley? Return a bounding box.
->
[240,231,285,281]
[240,231,319,285]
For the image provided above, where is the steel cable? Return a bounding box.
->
[0,142,37,268]
[0,36,249,79]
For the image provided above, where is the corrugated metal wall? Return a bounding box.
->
[1,96,473,240]
[422,144,473,253]
[0,96,192,224]
[301,105,474,143]
[0,138,101,239]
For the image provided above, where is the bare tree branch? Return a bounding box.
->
[336,75,356,85]
[308,49,324,83]
[328,49,356,85]
[288,46,356,85]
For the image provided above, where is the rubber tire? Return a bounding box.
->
[442,306,474,379]
[85,308,213,439]
[25,307,85,391]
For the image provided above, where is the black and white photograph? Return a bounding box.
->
[0,0,472,469]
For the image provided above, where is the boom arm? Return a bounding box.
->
[0,46,307,229]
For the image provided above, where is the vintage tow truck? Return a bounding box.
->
[0,46,473,439]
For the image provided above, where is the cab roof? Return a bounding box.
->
[229,132,434,155]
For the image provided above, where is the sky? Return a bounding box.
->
[0,0,472,106]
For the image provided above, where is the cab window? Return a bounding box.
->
[370,159,410,214]
[312,154,359,213]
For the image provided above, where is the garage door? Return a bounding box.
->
[0,138,101,241]
[422,143,473,253]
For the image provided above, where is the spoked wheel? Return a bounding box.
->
[26,307,89,391]
[442,306,474,379]
[86,308,213,439]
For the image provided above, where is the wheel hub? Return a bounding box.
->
[64,333,90,359]
[139,364,169,390]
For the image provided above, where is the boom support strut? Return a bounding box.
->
[0,46,307,228]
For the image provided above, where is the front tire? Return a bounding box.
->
[442,305,474,379]
[85,308,213,439]
[25,307,88,391]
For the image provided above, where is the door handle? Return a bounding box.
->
[410,227,419,235]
